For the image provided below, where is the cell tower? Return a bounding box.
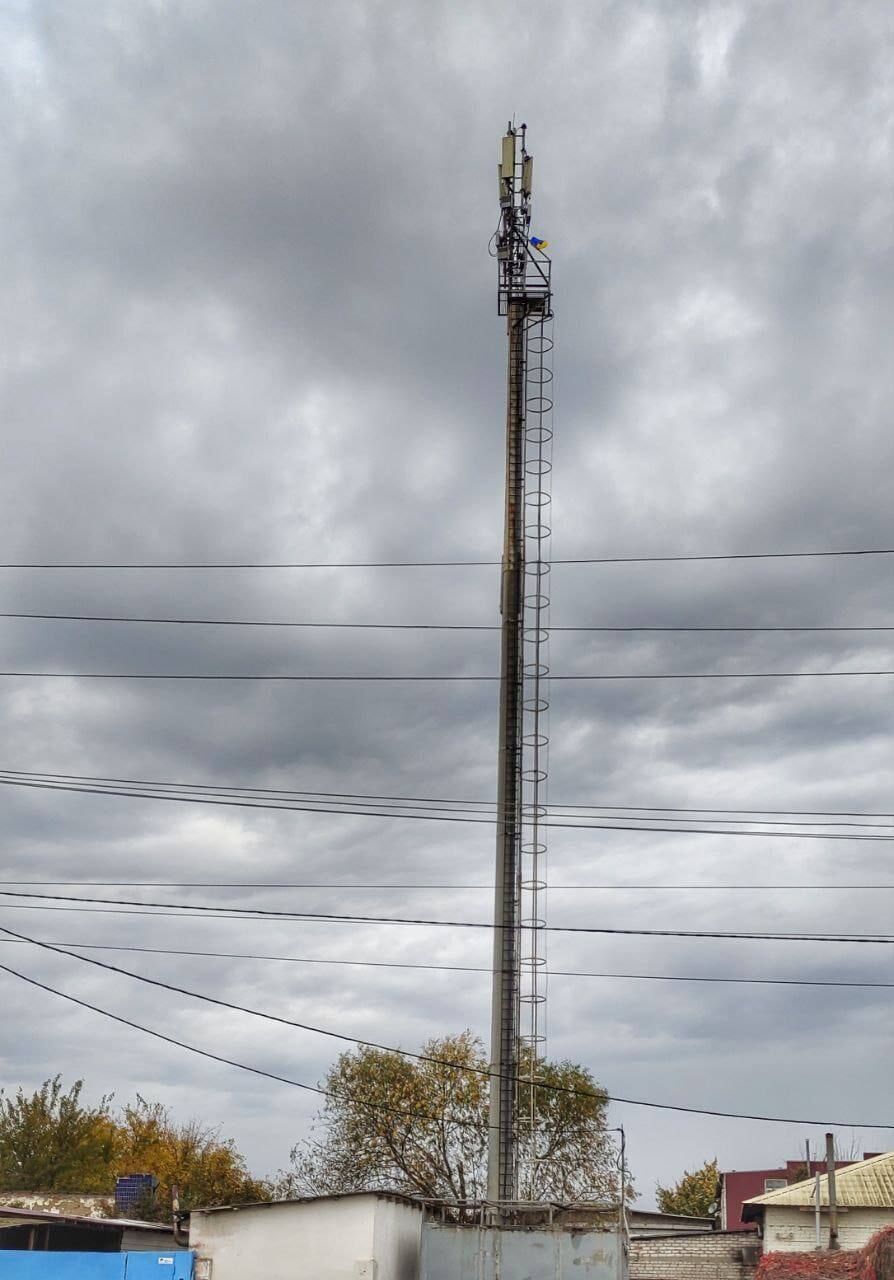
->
[487,123,553,1207]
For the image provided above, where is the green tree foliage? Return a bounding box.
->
[0,1078,268,1220]
[116,1097,269,1219]
[656,1158,720,1218]
[275,1032,624,1203]
[0,1077,118,1194]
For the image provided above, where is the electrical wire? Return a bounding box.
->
[0,961,480,1129]
[1,668,893,680]
[9,902,894,935]
[1,881,893,891]
[3,770,894,829]
[3,546,894,568]
[1,921,603,1105]
[2,767,892,820]
[3,888,894,942]
[1,935,892,990]
[1,610,892,633]
[2,938,892,1130]
[0,612,496,630]
[3,776,894,843]
[4,769,894,828]
[1,560,495,570]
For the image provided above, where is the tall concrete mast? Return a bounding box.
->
[488,123,553,1207]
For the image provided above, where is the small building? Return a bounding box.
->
[719,1158,880,1231]
[188,1192,424,1280]
[742,1151,894,1252]
[0,1204,178,1253]
[753,1226,894,1280]
[626,1210,716,1237]
[188,1192,628,1280]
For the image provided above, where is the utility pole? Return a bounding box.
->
[826,1133,840,1250]
[487,123,553,1208]
[806,1139,821,1250]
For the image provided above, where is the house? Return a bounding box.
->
[754,1226,894,1280]
[742,1150,894,1252]
[720,1157,880,1231]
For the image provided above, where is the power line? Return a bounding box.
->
[1,668,894,681]
[0,903,345,920]
[2,936,892,1130]
[3,767,892,820]
[2,881,893,891]
[558,549,894,566]
[8,902,894,927]
[0,962,481,1129]
[4,922,612,1112]
[1,935,892,989]
[557,625,894,633]
[0,560,496,570]
[0,778,501,819]
[0,612,495,630]
[4,769,894,830]
[4,776,894,843]
[3,546,894,568]
[3,889,894,942]
[0,922,889,1124]
[2,610,892,634]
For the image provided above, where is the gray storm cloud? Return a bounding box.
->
[1,0,892,1201]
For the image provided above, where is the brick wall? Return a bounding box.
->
[630,1230,759,1280]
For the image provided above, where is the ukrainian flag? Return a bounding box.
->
[530,235,550,251]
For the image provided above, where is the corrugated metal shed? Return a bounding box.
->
[744,1152,894,1211]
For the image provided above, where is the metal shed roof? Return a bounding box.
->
[743,1151,894,1215]
[192,1190,422,1215]
[0,1205,173,1232]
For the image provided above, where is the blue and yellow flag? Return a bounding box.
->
[530,235,550,251]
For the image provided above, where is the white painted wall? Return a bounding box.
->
[189,1195,422,1280]
[190,1196,374,1280]
[372,1198,423,1280]
[762,1207,894,1252]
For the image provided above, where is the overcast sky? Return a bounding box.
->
[2,0,893,1209]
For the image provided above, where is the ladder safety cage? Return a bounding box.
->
[489,121,553,1206]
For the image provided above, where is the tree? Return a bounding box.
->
[0,1077,269,1220]
[656,1158,719,1218]
[0,1077,118,1193]
[116,1097,269,1220]
[275,1032,625,1203]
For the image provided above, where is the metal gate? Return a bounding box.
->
[422,1222,624,1280]
[0,1251,194,1279]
